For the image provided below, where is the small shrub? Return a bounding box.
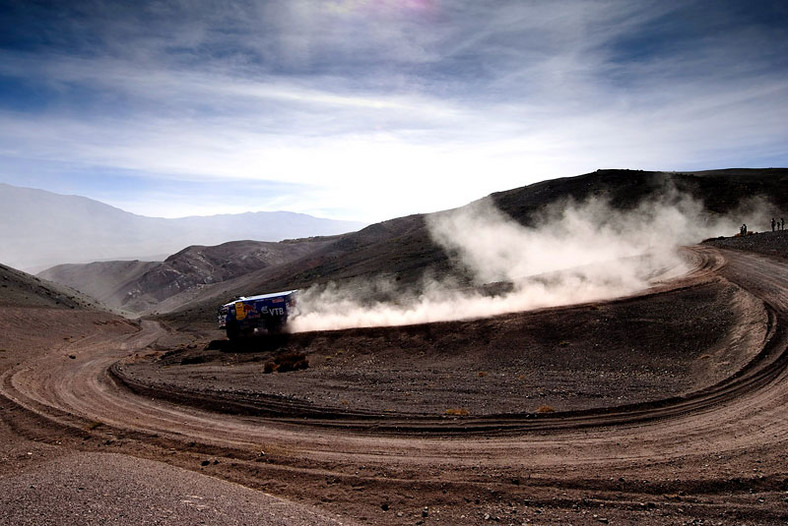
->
[536,405,555,414]
[263,362,276,374]
[445,408,469,416]
[269,349,309,373]
[477,371,488,378]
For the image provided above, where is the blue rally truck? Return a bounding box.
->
[218,290,298,340]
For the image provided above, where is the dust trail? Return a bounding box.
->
[288,192,763,333]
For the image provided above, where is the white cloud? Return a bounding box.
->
[0,1,786,221]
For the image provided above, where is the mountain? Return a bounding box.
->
[177,168,788,295]
[39,237,338,315]
[0,183,365,271]
[35,168,788,326]
[157,168,787,328]
[0,261,103,310]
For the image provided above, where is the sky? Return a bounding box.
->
[1,0,786,223]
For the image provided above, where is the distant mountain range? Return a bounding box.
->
[0,183,365,271]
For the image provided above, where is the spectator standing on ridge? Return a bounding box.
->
[781,217,785,230]
[771,218,776,231]
[741,224,747,236]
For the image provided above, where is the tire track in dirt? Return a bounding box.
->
[2,245,787,524]
[4,246,786,456]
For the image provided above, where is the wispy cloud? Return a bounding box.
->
[0,1,786,221]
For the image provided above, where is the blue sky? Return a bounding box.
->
[1,0,786,222]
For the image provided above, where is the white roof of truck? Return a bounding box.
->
[222,289,297,307]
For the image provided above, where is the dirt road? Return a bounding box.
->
[2,245,787,525]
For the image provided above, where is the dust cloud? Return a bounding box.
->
[288,192,761,333]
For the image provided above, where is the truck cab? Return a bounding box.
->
[218,290,298,340]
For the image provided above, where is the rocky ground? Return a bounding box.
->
[1,231,787,525]
[115,278,765,419]
[705,228,788,261]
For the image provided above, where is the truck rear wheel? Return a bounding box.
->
[264,318,285,334]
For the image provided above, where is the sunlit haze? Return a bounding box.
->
[1,1,787,222]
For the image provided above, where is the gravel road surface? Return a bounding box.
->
[0,452,353,526]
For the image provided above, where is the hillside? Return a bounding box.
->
[35,168,788,327]
[39,237,338,315]
[229,168,788,292]
[0,183,365,271]
[0,262,103,310]
[155,168,787,328]
[492,168,788,221]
